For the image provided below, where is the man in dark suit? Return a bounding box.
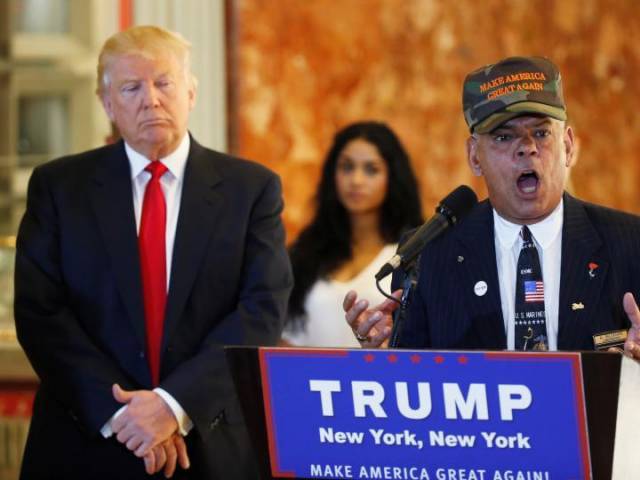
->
[14,26,292,479]
[344,56,640,358]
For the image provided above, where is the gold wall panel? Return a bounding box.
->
[228,0,640,240]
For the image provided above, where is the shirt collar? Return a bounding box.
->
[125,134,190,181]
[493,198,564,250]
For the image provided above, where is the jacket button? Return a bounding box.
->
[210,413,223,429]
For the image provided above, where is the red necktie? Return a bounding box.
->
[139,161,168,386]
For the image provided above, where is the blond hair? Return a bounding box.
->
[96,25,196,96]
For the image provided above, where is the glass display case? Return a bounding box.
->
[1,67,95,234]
[10,0,92,60]
[0,0,107,359]
[0,3,114,478]
[0,0,107,234]
[0,0,112,350]
[14,0,70,33]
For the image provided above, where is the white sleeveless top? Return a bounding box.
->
[283,244,397,347]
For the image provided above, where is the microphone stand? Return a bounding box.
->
[389,257,421,348]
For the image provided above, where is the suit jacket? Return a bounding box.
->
[397,193,640,350]
[14,137,293,479]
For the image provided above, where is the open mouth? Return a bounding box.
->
[516,170,539,194]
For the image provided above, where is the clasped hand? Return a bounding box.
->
[111,384,190,476]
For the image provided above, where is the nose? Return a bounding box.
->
[141,83,160,109]
[516,134,538,158]
[351,167,367,185]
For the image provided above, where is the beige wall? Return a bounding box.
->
[134,0,228,151]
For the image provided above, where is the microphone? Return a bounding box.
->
[375,185,478,281]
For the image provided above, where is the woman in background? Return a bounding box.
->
[283,121,423,347]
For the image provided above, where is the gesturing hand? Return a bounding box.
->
[343,289,402,348]
[623,292,640,360]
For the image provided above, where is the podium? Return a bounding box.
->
[226,347,635,480]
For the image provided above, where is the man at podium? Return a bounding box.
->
[344,56,640,358]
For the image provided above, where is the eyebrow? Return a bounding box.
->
[117,71,173,84]
[117,77,141,84]
[338,154,383,164]
[498,117,553,130]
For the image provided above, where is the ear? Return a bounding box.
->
[187,77,197,111]
[100,92,115,122]
[466,136,483,177]
[563,125,576,168]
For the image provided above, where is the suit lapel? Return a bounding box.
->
[162,139,222,350]
[455,201,507,349]
[558,193,607,349]
[89,141,146,348]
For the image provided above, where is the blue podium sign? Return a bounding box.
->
[259,349,590,480]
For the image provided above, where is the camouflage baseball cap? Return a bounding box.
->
[463,56,567,134]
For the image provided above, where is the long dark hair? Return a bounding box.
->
[288,121,423,323]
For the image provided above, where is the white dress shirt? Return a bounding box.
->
[101,134,193,438]
[283,244,397,347]
[493,199,563,350]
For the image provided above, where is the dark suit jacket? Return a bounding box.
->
[397,193,640,350]
[14,137,293,479]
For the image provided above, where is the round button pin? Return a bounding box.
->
[474,281,488,297]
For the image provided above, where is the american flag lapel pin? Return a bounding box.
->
[588,262,599,279]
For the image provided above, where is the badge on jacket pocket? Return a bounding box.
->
[593,329,627,352]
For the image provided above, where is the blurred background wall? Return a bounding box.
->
[0,1,226,477]
[227,0,640,240]
[0,0,639,476]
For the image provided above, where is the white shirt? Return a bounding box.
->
[127,136,189,289]
[101,134,193,438]
[283,244,397,347]
[494,200,563,350]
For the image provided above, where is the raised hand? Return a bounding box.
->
[343,289,402,348]
[623,292,640,360]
